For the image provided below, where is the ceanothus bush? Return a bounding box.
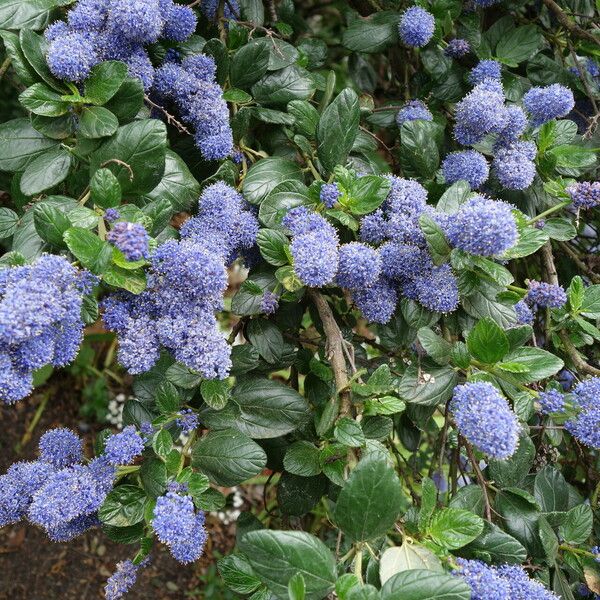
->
[0,0,599,598]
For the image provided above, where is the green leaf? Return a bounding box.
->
[288,100,319,139]
[289,573,306,600]
[0,30,38,87]
[90,120,167,195]
[499,347,564,383]
[201,379,229,410]
[239,530,336,600]
[0,117,58,171]
[33,201,70,246]
[63,226,112,274]
[151,429,172,458]
[230,39,270,89]
[246,318,284,364]
[466,317,510,364]
[581,285,600,318]
[79,106,119,139]
[364,395,405,416]
[568,276,585,312]
[317,88,360,173]
[139,456,167,498]
[381,570,471,600]
[283,441,322,477]
[19,83,69,116]
[548,145,596,171]
[98,485,147,527]
[257,228,289,266]
[0,0,56,30]
[495,25,542,66]
[0,208,19,239]
[104,76,145,122]
[102,265,146,293]
[334,417,365,447]
[231,377,310,439]
[437,180,470,214]
[344,175,390,215]
[427,508,484,550]
[259,191,307,230]
[462,284,517,328]
[251,65,315,106]
[399,120,442,179]
[334,457,403,542]
[544,217,576,241]
[218,554,262,595]
[420,214,451,265]
[502,227,549,259]
[154,381,180,413]
[418,477,437,532]
[242,157,303,205]
[397,365,458,406]
[192,428,267,487]
[558,504,593,545]
[496,490,543,558]
[232,273,277,316]
[84,60,128,105]
[534,465,570,512]
[20,145,71,195]
[417,327,452,365]
[538,515,559,562]
[488,433,535,488]
[379,544,443,585]
[277,472,327,516]
[20,29,62,91]
[91,167,122,209]
[342,11,402,53]
[223,88,253,103]
[463,522,527,564]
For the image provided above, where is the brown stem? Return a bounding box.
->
[308,289,352,417]
[0,57,11,81]
[542,0,600,47]
[144,96,192,135]
[465,442,493,522]
[559,330,600,375]
[557,241,600,283]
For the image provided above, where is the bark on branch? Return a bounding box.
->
[542,0,600,47]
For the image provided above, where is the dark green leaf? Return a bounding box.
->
[488,433,535,488]
[104,77,145,122]
[558,504,593,546]
[20,29,62,91]
[79,106,119,139]
[381,570,471,600]
[283,441,322,477]
[495,25,542,66]
[277,472,327,516]
[397,365,458,406]
[534,466,569,513]
[84,60,128,105]
[20,145,71,195]
[259,191,307,230]
[242,157,303,205]
[63,226,112,274]
[103,265,146,293]
[0,117,58,171]
[0,0,56,31]
[467,317,510,364]
[288,100,319,139]
[251,65,315,105]
[256,228,289,266]
[399,120,442,179]
[427,508,484,550]
[152,429,173,457]
[19,83,69,116]
[33,201,70,246]
[91,167,122,209]
[344,175,390,215]
[99,485,147,527]
[246,318,285,364]
[230,39,270,88]
[218,554,262,595]
[342,11,402,53]
[201,379,229,410]
[0,208,20,239]
[463,522,527,564]
[334,417,365,448]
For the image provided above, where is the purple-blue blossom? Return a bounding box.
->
[525,280,567,308]
[39,428,84,469]
[442,150,489,189]
[493,142,537,190]
[515,300,534,325]
[105,559,142,600]
[161,1,197,41]
[47,32,98,81]
[396,100,433,126]
[260,291,279,315]
[176,409,198,435]
[380,242,431,281]
[104,208,120,222]
[446,196,518,256]
[444,38,470,58]
[567,181,600,209]
[336,243,381,290]
[496,105,528,145]
[538,389,565,415]
[398,7,435,48]
[352,277,398,324]
[110,0,164,44]
[103,426,144,465]
[107,222,150,262]
[565,377,600,449]
[414,263,459,313]
[468,60,502,85]
[523,84,575,126]
[200,0,240,21]
[320,183,341,208]
[450,382,520,459]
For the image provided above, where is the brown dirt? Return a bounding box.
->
[0,377,238,600]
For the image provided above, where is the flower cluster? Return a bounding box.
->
[515,299,534,325]
[105,559,148,600]
[45,0,197,86]
[444,38,470,58]
[492,141,537,190]
[442,150,489,189]
[0,255,95,404]
[567,181,600,209]
[102,182,258,378]
[0,428,117,542]
[445,195,518,256]
[153,53,233,160]
[450,382,520,459]
[525,280,567,309]
[200,0,240,22]
[107,221,150,262]
[468,60,501,85]
[565,377,600,449]
[538,389,565,415]
[398,6,435,48]
[320,183,341,208]
[523,84,575,127]
[396,99,433,127]
[454,559,559,599]
[103,425,145,465]
[152,487,207,563]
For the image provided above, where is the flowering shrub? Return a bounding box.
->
[0,0,599,598]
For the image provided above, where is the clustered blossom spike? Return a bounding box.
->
[444,38,470,58]
[492,141,537,190]
[45,0,197,86]
[468,60,502,85]
[0,428,117,542]
[106,222,150,262]
[105,559,147,600]
[103,426,145,465]
[396,99,433,126]
[566,181,600,209]
[320,183,341,208]
[523,84,575,126]
[152,490,207,563]
[176,409,199,435]
[153,54,233,160]
[450,382,520,459]
[102,182,258,378]
[525,280,567,309]
[454,559,559,599]
[260,291,279,315]
[565,377,600,449]
[0,255,96,404]
[538,389,565,415]
[442,150,489,189]
[445,195,518,256]
[515,299,534,325]
[200,0,240,22]
[398,6,435,48]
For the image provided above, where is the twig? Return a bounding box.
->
[100,159,134,181]
[465,442,493,522]
[542,0,600,47]
[0,57,11,81]
[557,241,600,283]
[308,290,352,417]
[144,95,192,135]
[16,392,50,452]
[559,330,600,375]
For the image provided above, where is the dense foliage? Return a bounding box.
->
[0,0,600,598]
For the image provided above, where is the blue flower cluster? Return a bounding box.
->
[565,377,600,449]
[200,0,240,22]
[492,141,537,190]
[454,559,559,600]
[523,84,575,127]
[102,182,257,378]
[442,150,489,189]
[320,183,341,208]
[567,181,600,209]
[446,195,518,256]
[515,299,534,325]
[154,54,233,160]
[444,38,470,58]
[0,255,95,404]
[107,221,150,262]
[45,0,197,86]
[538,389,565,415]
[0,428,117,542]
[396,100,433,127]
[103,425,145,465]
[525,280,567,309]
[152,489,207,563]
[450,382,520,459]
[468,60,502,85]
[398,6,435,48]
[260,291,279,315]
[176,409,199,434]
[105,559,146,600]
